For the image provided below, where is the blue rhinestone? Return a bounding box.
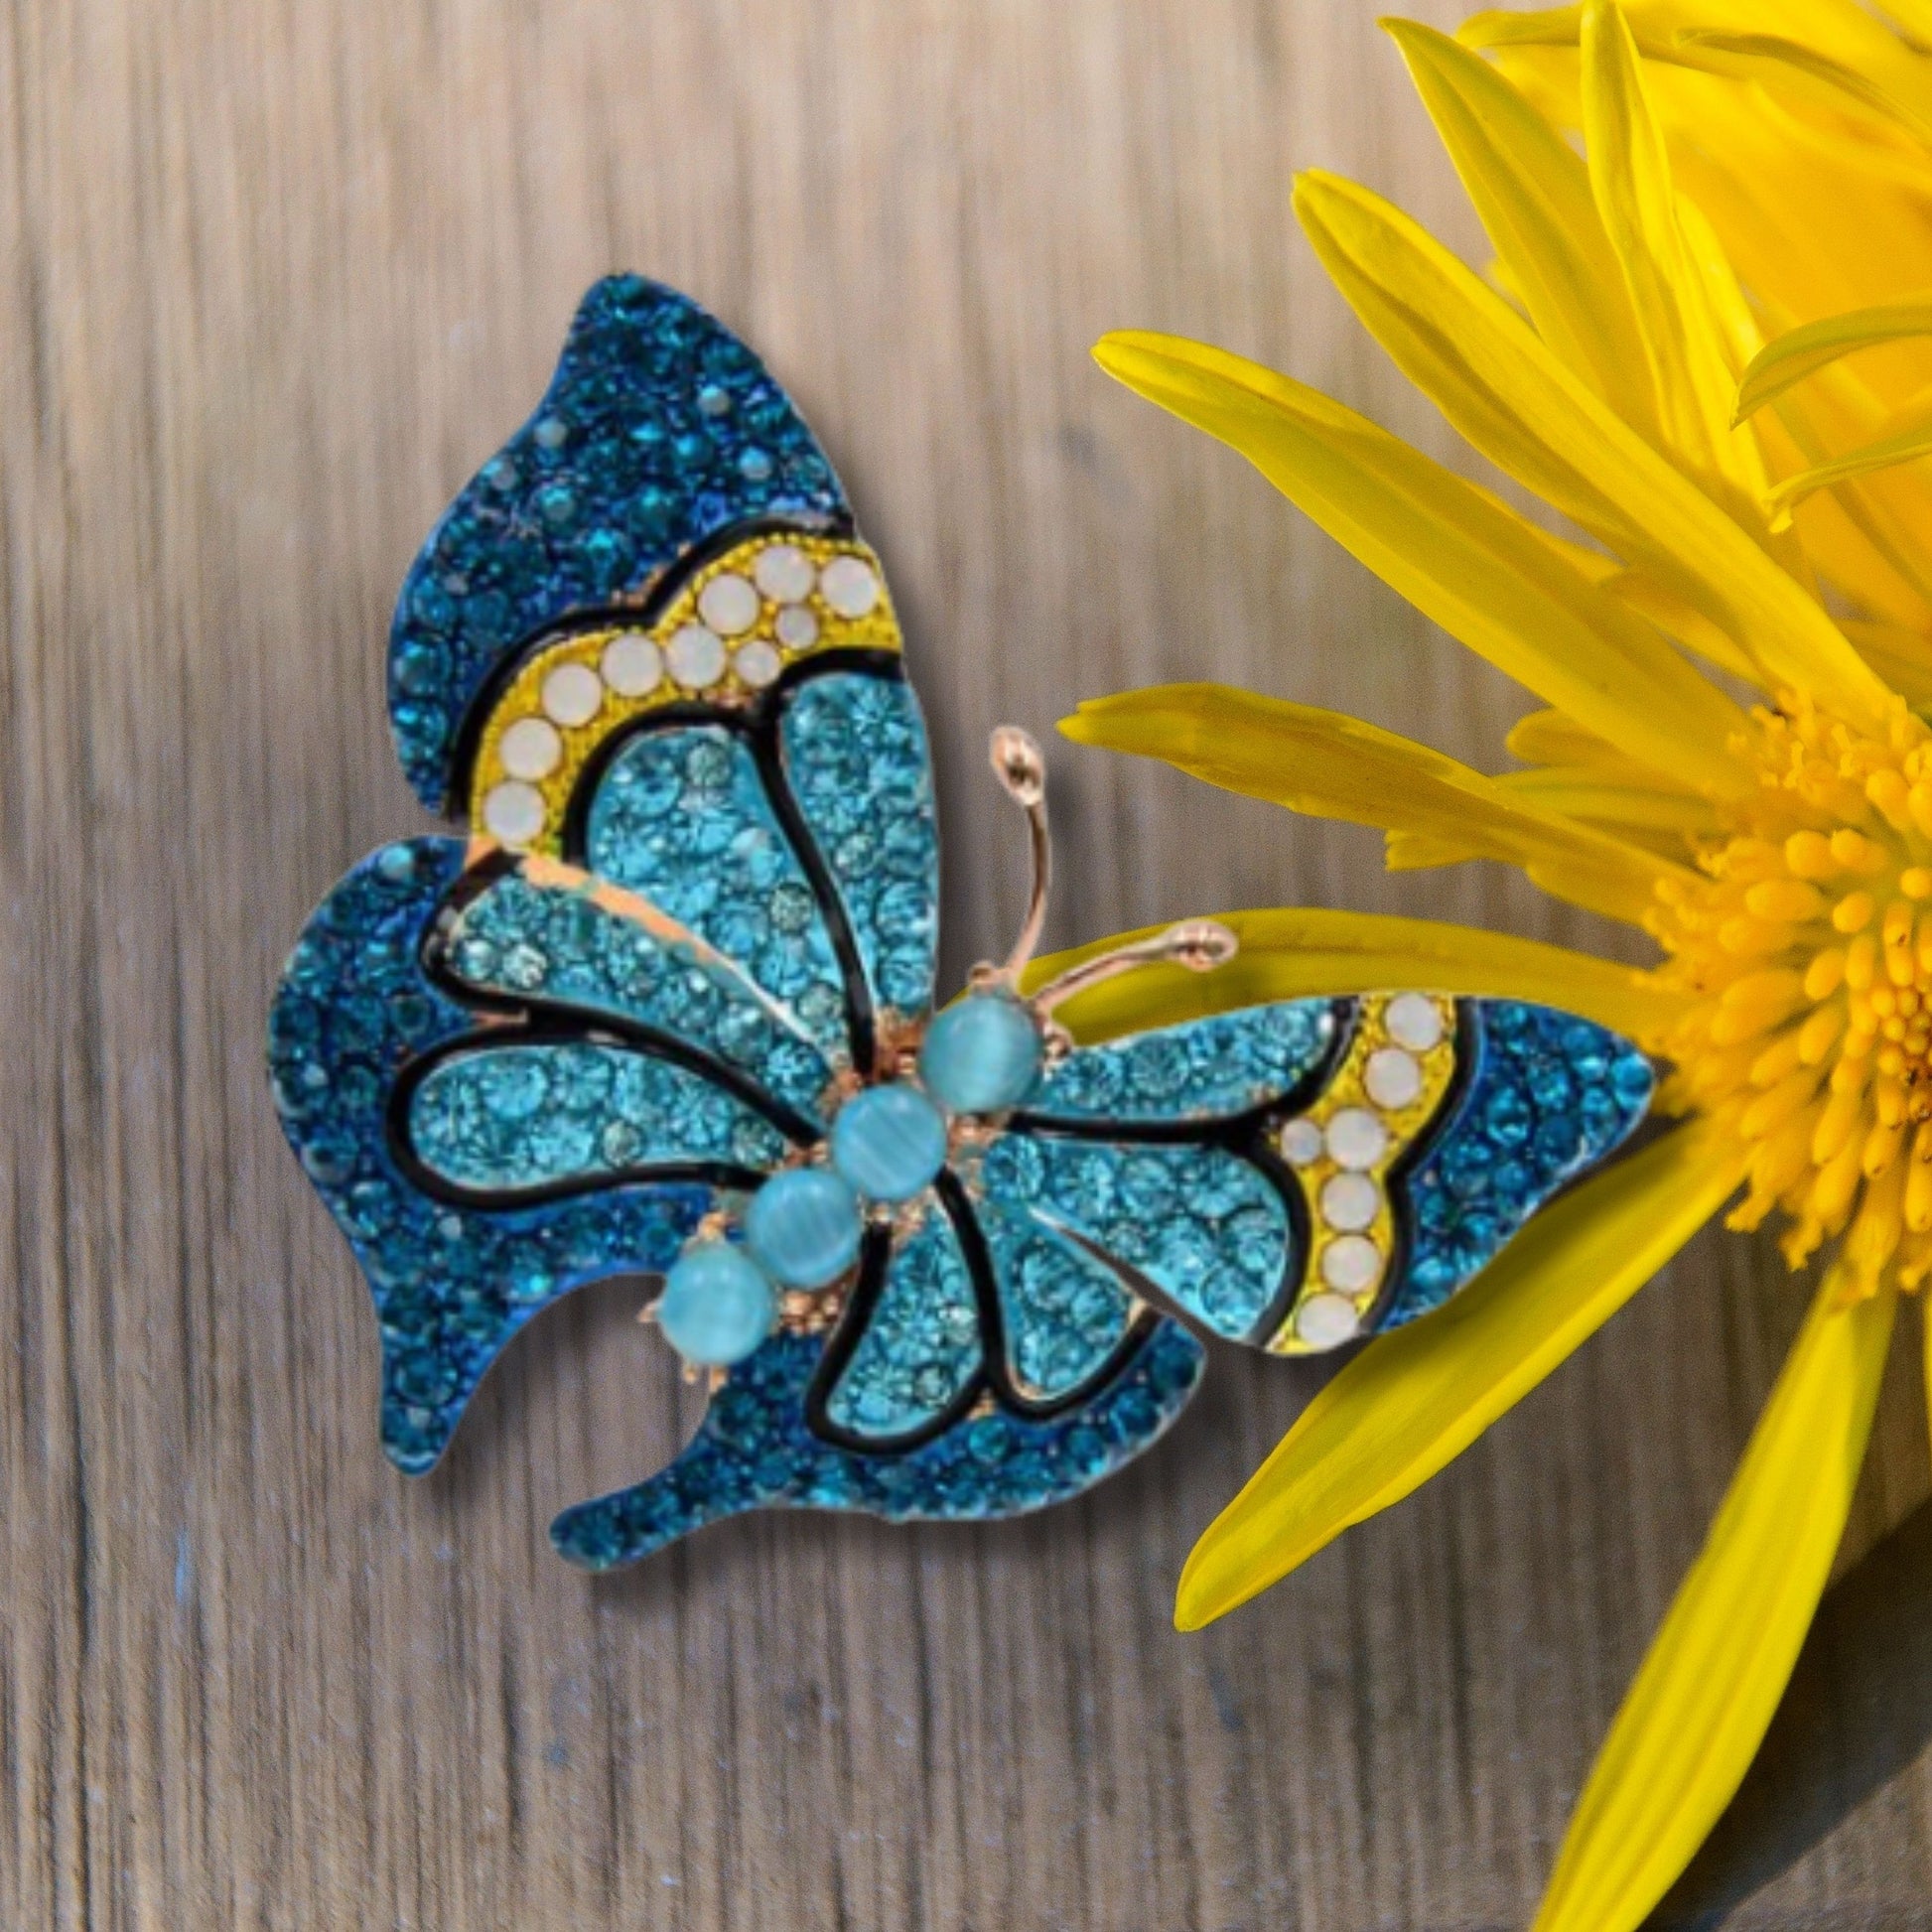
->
[831,1083,948,1202]
[656,1242,776,1366]
[919,993,1042,1115]
[745,1168,863,1289]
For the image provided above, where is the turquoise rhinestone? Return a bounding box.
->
[831,1082,948,1202]
[918,992,1043,1115]
[655,1241,776,1366]
[744,1168,863,1288]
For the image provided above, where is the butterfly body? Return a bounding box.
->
[271,278,1654,1569]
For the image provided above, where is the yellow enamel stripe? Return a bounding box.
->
[1268,995,1456,1354]
[1173,1121,1745,1629]
[1291,166,1894,723]
[1532,1266,1896,1932]
[1060,683,1689,926]
[1735,297,1932,422]
[1581,5,1768,503]
[1091,332,1752,789]
[1022,907,1688,1051]
[1384,20,1656,434]
[467,532,900,856]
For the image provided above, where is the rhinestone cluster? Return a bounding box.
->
[469,531,897,854]
[549,1324,1205,1571]
[1387,1002,1654,1326]
[389,275,845,812]
[436,865,840,1115]
[1271,992,1456,1352]
[267,841,707,1471]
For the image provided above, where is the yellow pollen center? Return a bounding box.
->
[1651,691,1932,1293]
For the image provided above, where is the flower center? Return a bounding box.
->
[1652,690,1932,1289]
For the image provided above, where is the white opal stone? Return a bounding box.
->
[1325,1108,1388,1171]
[540,660,604,728]
[1320,1171,1380,1233]
[1321,1234,1383,1294]
[601,630,664,697]
[497,716,562,781]
[775,603,819,650]
[1295,1292,1361,1348]
[698,571,760,635]
[1385,992,1446,1052]
[1365,1046,1424,1110]
[1279,1118,1323,1168]
[734,639,782,688]
[754,543,816,604]
[667,623,727,688]
[482,780,546,845]
[819,554,880,619]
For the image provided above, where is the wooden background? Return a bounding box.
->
[6,1,1932,1925]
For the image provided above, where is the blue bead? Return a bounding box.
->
[744,1168,863,1288]
[656,1242,777,1366]
[918,993,1042,1115]
[831,1083,948,1201]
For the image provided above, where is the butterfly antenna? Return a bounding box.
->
[986,726,1053,985]
[1030,918,1239,1015]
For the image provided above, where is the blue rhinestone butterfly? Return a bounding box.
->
[269,277,1656,1571]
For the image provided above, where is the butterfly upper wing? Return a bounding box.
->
[989,991,1653,1354]
[388,276,847,815]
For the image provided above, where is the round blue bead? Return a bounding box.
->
[744,1167,863,1288]
[655,1241,776,1367]
[831,1082,948,1202]
[918,992,1043,1115]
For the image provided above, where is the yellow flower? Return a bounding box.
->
[1033,5,1932,1928]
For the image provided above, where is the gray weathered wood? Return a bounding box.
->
[4,2,1930,1924]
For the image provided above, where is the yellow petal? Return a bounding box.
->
[1767,401,1932,526]
[1580,5,1767,501]
[1174,1122,1744,1630]
[1599,568,1762,682]
[1022,904,1690,1047]
[1060,683,1686,924]
[1841,619,1932,709]
[1531,1265,1897,1932]
[1672,31,1932,148]
[1382,20,1655,431]
[1091,332,1751,787]
[1291,168,1891,723]
[1735,296,1932,422]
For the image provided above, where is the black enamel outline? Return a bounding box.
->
[383,1023,783,1211]
[557,645,913,1080]
[799,1173,1164,1456]
[410,848,826,1149]
[439,510,855,813]
[1004,997,1356,1346]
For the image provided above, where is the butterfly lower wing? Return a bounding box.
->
[270,840,806,1472]
[549,1291,1203,1574]
[1008,992,1652,1351]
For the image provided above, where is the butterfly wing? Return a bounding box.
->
[269,840,772,1472]
[283,278,959,1514]
[990,991,1653,1354]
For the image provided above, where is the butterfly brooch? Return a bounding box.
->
[269,277,1657,1571]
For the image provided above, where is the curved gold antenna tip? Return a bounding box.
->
[1031,917,1240,1015]
[990,725,1046,807]
[1168,919,1239,972]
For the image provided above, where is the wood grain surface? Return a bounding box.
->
[5,2,1932,1926]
